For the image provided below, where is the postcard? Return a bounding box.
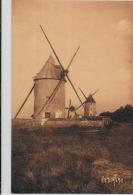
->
[5,0,133,193]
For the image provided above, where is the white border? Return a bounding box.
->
[2,0,11,193]
[1,0,130,195]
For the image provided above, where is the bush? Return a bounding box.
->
[100,105,133,122]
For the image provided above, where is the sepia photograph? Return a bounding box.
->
[12,0,133,193]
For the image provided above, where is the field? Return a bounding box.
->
[12,122,133,193]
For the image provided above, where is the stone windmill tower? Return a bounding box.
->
[76,87,99,117]
[33,55,66,120]
[84,94,96,116]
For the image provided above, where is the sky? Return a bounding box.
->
[13,0,133,118]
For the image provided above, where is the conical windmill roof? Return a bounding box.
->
[87,95,96,103]
[34,55,62,80]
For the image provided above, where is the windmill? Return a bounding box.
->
[14,25,84,122]
[65,99,76,119]
[76,87,99,117]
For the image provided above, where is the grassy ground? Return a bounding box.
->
[12,122,133,193]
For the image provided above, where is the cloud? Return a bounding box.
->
[113,19,133,36]
[117,19,131,30]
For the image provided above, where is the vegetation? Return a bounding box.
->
[100,104,133,122]
[12,121,133,193]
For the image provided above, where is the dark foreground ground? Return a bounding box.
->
[12,122,133,193]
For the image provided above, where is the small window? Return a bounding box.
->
[46,96,50,101]
[45,112,51,118]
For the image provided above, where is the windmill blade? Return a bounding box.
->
[78,87,87,99]
[66,75,85,108]
[40,25,64,72]
[66,46,80,70]
[92,89,99,96]
[75,100,86,111]
[14,84,35,119]
[40,25,84,108]
[37,80,62,116]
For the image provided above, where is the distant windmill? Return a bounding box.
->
[76,87,99,117]
[14,25,84,122]
[65,99,76,118]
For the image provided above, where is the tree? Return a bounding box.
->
[100,105,133,122]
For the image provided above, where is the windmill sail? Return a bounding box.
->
[14,84,35,118]
[40,25,84,108]
[78,87,87,99]
[92,89,99,96]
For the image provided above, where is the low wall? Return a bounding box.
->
[45,119,104,128]
[12,117,111,129]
